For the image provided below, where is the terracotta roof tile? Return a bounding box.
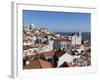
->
[72,45,81,49]
[24,59,52,69]
[42,51,55,57]
[55,50,65,58]
[59,62,75,67]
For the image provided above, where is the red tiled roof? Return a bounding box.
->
[54,38,71,41]
[42,51,55,57]
[59,62,75,67]
[55,50,65,58]
[72,45,81,49]
[24,59,52,69]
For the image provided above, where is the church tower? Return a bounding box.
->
[72,31,82,46]
[29,23,35,30]
[78,31,82,45]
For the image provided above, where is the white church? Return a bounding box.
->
[71,31,82,46]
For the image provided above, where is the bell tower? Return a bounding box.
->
[29,23,35,30]
[79,31,82,44]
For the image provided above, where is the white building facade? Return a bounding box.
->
[72,31,82,46]
[57,52,73,67]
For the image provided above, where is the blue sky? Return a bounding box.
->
[23,10,91,32]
